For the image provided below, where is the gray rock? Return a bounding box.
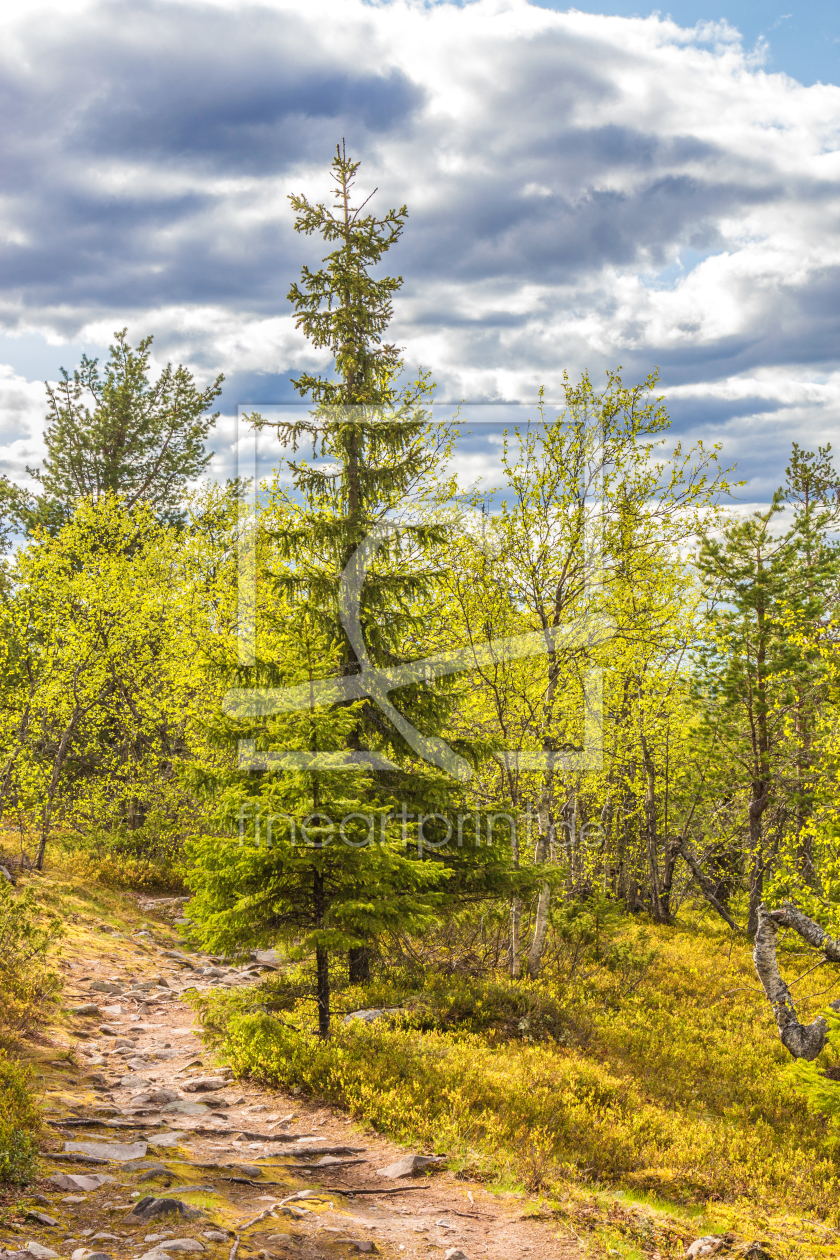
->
[251,949,280,968]
[375,1153,445,1179]
[63,1140,148,1161]
[444,1251,470,1260]
[149,1134,187,1150]
[153,1242,204,1253]
[201,1233,229,1243]
[25,1212,58,1227]
[50,1153,109,1166]
[180,1078,226,1093]
[120,1075,152,1088]
[47,1174,115,1191]
[126,1198,203,1223]
[343,1008,401,1025]
[233,1165,263,1178]
[161,1101,208,1116]
[68,1004,100,1016]
[685,1241,726,1259]
[89,982,121,994]
[23,1246,60,1260]
[131,1090,182,1106]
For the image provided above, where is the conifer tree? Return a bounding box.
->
[188,146,514,1036]
[27,330,223,527]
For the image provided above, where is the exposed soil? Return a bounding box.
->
[1,904,579,1260]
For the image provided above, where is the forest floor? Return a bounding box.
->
[0,885,578,1260]
[4,869,839,1260]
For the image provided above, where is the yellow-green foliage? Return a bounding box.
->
[0,877,63,1037]
[0,1051,40,1183]
[55,846,186,894]
[196,919,840,1249]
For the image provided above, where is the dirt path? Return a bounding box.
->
[1,904,580,1260]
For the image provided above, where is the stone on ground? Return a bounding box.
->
[375,1153,444,1179]
[64,1140,147,1161]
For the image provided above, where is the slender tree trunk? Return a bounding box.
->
[510,811,522,979]
[640,735,666,922]
[36,709,84,871]
[659,834,682,920]
[313,866,330,1038]
[528,816,553,979]
[348,946,371,984]
[746,788,769,935]
[679,837,738,931]
[316,944,331,1039]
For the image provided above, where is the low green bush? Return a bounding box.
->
[0,1052,40,1183]
[0,878,63,1037]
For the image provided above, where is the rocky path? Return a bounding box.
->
[0,904,579,1260]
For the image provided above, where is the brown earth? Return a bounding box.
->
[1,903,580,1260]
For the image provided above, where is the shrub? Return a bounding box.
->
[0,878,63,1036]
[0,1052,40,1183]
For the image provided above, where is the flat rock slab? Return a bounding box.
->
[48,1153,110,1166]
[68,1004,100,1016]
[21,1246,60,1260]
[375,1154,444,1179]
[48,1173,115,1191]
[64,1140,148,1161]
[25,1212,58,1227]
[121,1075,152,1089]
[162,1101,208,1116]
[181,1078,226,1093]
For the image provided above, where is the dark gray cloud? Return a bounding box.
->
[0,0,838,497]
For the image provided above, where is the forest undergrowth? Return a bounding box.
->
[193,904,840,1260]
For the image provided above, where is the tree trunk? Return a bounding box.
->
[510,896,522,978]
[528,788,554,979]
[746,789,769,935]
[640,735,666,922]
[313,866,330,1038]
[679,838,739,931]
[348,946,371,984]
[316,944,330,1039]
[753,903,840,1059]
[37,707,85,870]
[528,882,551,979]
[659,834,682,920]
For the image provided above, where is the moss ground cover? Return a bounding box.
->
[194,915,840,1258]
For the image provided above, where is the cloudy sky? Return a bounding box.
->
[1,0,839,502]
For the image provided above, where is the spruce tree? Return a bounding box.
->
[188,146,514,1036]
